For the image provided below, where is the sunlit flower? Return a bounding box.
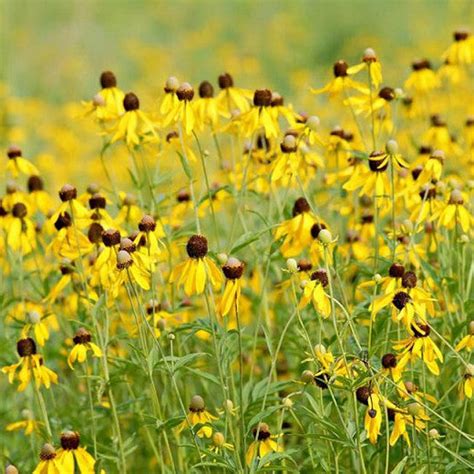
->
[176,395,218,438]
[246,423,283,466]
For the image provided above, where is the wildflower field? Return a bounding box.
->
[1,0,474,472]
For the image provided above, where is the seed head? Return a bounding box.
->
[310,268,329,287]
[363,48,377,62]
[222,257,244,279]
[253,422,270,440]
[189,395,205,412]
[88,222,104,244]
[369,151,388,172]
[411,323,431,337]
[333,60,348,77]
[379,87,395,101]
[401,271,417,289]
[368,409,377,418]
[88,193,106,210]
[449,189,463,205]
[102,228,121,247]
[381,353,397,369]
[281,134,297,153]
[123,92,140,111]
[292,197,310,216]
[253,89,272,107]
[301,370,314,384]
[412,59,432,71]
[17,337,37,357]
[164,76,180,93]
[100,71,117,88]
[73,327,92,345]
[40,443,57,461]
[454,29,470,41]
[429,428,440,439]
[116,250,133,269]
[28,175,44,192]
[218,73,234,89]
[7,145,22,158]
[271,92,284,106]
[198,80,214,98]
[60,431,80,450]
[297,259,312,272]
[176,83,194,102]
[286,258,299,273]
[5,465,19,474]
[389,263,405,278]
[12,202,27,219]
[59,184,77,202]
[392,291,410,310]
[186,235,208,259]
[213,432,226,447]
[314,372,330,389]
[138,214,156,232]
[356,386,371,405]
[120,238,136,253]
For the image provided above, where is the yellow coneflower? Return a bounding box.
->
[209,431,234,454]
[246,423,283,467]
[176,395,218,438]
[6,145,39,177]
[115,192,142,226]
[160,76,181,116]
[6,409,40,435]
[111,91,158,146]
[163,82,196,135]
[436,189,472,233]
[4,201,37,255]
[2,338,58,392]
[404,59,440,94]
[442,29,474,65]
[347,48,383,88]
[455,321,474,352]
[193,80,220,131]
[312,60,369,97]
[215,72,252,116]
[169,234,223,296]
[298,268,331,318]
[33,443,62,474]
[67,328,102,369]
[115,247,150,292]
[394,324,443,375]
[219,257,245,316]
[56,431,96,473]
[459,364,474,399]
[27,175,54,214]
[381,353,403,383]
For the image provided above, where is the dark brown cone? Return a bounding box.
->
[199,81,214,98]
[85,223,102,244]
[454,30,469,41]
[59,184,77,202]
[412,59,432,71]
[176,84,194,101]
[356,386,371,405]
[60,431,80,450]
[100,71,117,88]
[381,353,397,369]
[186,235,208,259]
[102,228,121,247]
[402,271,417,289]
[120,237,136,253]
[392,291,410,310]
[28,175,44,192]
[88,193,106,210]
[412,324,430,338]
[12,203,27,219]
[7,145,22,158]
[54,212,72,231]
[314,372,329,389]
[292,197,310,216]
[218,73,234,89]
[253,423,271,440]
[222,259,244,280]
[378,87,395,101]
[123,92,140,111]
[138,215,156,232]
[253,89,272,107]
[73,328,92,345]
[297,259,312,272]
[17,338,37,357]
[177,189,190,202]
[333,60,348,77]
[388,263,405,278]
[310,269,329,287]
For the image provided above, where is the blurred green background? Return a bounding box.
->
[2,0,473,103]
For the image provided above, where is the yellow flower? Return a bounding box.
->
[209,431,234,454]
[192,81,220,131]
[6,145,39,177]
[394,324,444,376]
[176,395,218,438]
[346,48,383,88]
[239,89,280,138]
[459,365,474,400]
[455,321,474,352]
[67,328,102,369]
[115,248,151,292]
[389,407,428,447]
[246,423,283,467]
[2,338,58,392]
[56,431,96,474]
[27,175,54,214]
[404,59,440,94]
[298,269,331,318]
[311,60,369,97]
[274,197,320,257]
[169,235,223,296]
[111,92,158,146]
[33,443,62,474]
[215,72,252,116]
[436,189,472,233]
[219,257,244,316]
[4,201,36,255]
[442,29,474,65]
[6,410,40,435]
[162,82,196,135]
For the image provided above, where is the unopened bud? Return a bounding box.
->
[386,140,399,155]
[282,396,294,408]
[217,253,228,265]
[301,370,314,384]
[286,258,298,273]
[306,115,320,131]
[318,228,332,244]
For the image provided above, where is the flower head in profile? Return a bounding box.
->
[67,328,102,369]
[56,430,96,473]
[219,256,245,316]
[169,234,223,296]
[33,443,62,474]
[246,423,283,467]
[442,29,474,65]
[176,395,218,438]
[215,72,252,116]
[6,145,39,177]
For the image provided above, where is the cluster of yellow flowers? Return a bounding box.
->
[1,28,473,473]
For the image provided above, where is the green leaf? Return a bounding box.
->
[390,455,408,474]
